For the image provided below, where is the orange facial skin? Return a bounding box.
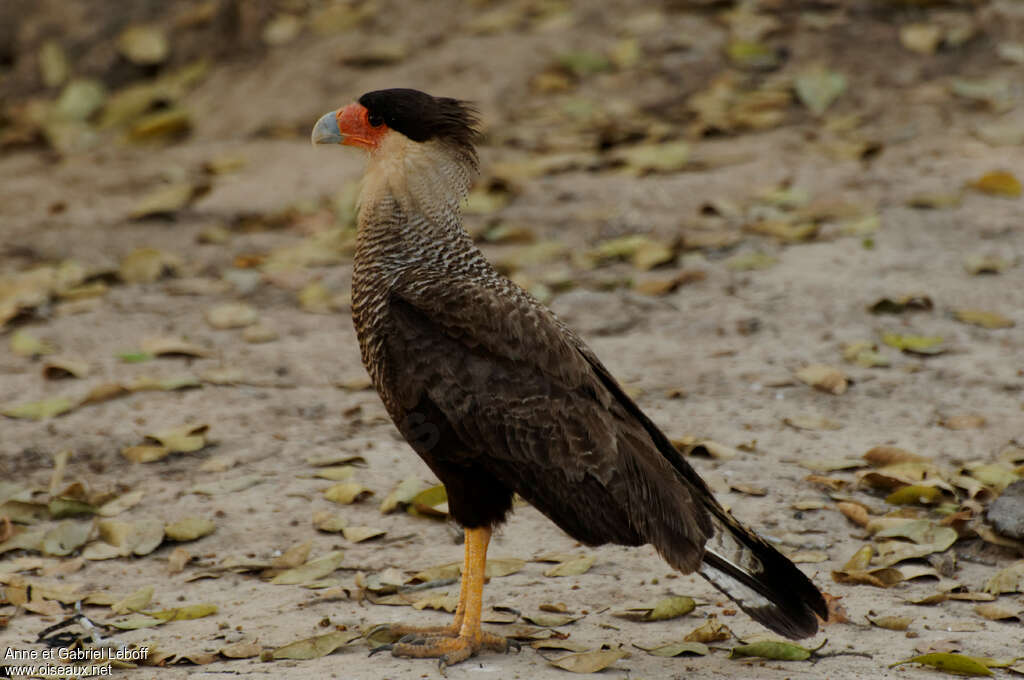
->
[334,103,390,150]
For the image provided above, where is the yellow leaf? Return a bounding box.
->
[342,526,386,543]
[885,485,943,506]
[111,586,154,614]
[891,653,993,677]
[968,170,1021,198]
[165,517,216,541]
[2,396,77,420]
[10,329,57,357]
[953,309,1014,329]
[148,603,218,622]
[323,482,372,505]
[881,332,944,355]
[544,555,595,577]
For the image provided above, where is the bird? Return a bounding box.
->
[311,88,828,667]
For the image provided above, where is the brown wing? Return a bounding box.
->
[383,270,826,637]
[382,271,713,570]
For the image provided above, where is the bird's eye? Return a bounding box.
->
[367,111,384,127]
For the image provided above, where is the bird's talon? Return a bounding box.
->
[368,644,393,657]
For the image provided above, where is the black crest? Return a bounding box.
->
[358,88,479,151]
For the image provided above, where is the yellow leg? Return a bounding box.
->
[373,533,470,638]
[373,527,512,667]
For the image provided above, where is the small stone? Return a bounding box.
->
[988,480,1024,540]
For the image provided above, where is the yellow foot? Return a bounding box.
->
[370,630,516,667]
[368,622,460,639]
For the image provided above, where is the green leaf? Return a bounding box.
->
[2,396,77,420]
[890,653,994,677]
[117,351,154,363]
[614,596,696,622]
[729,640,813,661]
[881,332,945,355]
[794,67,847,116]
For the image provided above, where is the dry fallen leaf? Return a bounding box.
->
[544,555,595,577]
[963,254,1012,275]
[953,309,1015,329]
[730,640,815,661]
[271,550,345,585]
[546,648,627,673]
[794,364,848,395]
[636,640,709,657]
[111,585,154,614]
[881,332,945,355]
[864,446,930,466]
[968,170,1021,198]
[891,653,994,677]
[205,302,259,329]
[164,517,215,542]
[323,482,372,505]
[342,526,387,543]
[939,414,987,430]
[984,561,1024,595]
[794,66,846,116]
[614,596,696,622]
[269,631,361,660]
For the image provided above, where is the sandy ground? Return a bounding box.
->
[2,1,1024,678]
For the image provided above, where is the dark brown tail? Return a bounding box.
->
[697,511,827,638]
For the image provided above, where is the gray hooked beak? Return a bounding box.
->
[311,111,343,146]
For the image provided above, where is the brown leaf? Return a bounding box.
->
[684,616,732,642]
[837,501,870,527]
[272,541,312,569]
[868,614,913,630]
[864,446,930,466]
[167,547,191,574]
[939,414,987,430]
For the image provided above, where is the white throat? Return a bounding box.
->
[360,133,474,223]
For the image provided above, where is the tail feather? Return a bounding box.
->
[698,513,827,639]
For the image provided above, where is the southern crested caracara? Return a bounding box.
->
[311,88,827,667]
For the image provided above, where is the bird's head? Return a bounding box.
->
[313,88,480,214]
[312,88,478,161]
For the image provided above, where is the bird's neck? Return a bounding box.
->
[354,133,480,272]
